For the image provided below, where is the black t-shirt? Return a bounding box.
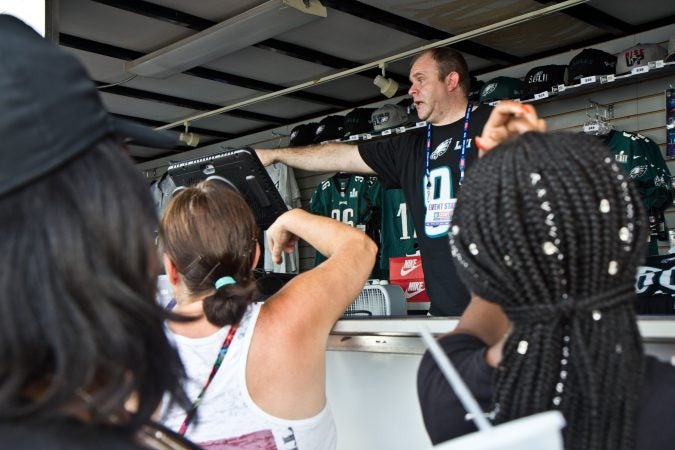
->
[0,417,200,450]
[358,106,492,315]
[417,333,675,449]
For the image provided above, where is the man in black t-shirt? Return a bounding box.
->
[256,48,491,316]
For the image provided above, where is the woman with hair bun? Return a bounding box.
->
[158,180,377,449]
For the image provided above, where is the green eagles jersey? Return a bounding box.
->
[606,130,673,212]
[380,188,418,275]
[309,174,380,266]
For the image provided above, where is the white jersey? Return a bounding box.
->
[161,303,336,449]
[264,163,301,273]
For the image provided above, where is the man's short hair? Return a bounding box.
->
[411,48,471,97]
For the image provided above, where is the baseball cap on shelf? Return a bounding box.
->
[479,76,523,103]
[666,35,675,63]
[522,65,567,99]
[0,14,182,197]
[567,48,616,84]
[372,104,409,132]
[289,122,319,147]
[615,43,667,74]
[397,98,420,124]
[344,108,376,137]
[313,115,345,143]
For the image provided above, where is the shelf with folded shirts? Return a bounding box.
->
[486,60,675,108]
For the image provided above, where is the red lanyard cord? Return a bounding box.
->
[178,324,238,435]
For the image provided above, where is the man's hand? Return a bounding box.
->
[476,102,547,157]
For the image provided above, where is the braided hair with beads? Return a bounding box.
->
[450,132,647,450]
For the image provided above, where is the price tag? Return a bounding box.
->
[534,91,549,100]
[580,76,596,85]
[416,121,426,128]
[512,98,521,103]
[600,74,615,84]
[655,60,665,69]
[557,84,566,92]
[631,66,649,75]
[348,135,359,141]
[381,129,392,136]
[395,126,406,133]
[488,100,501,106]
[584,123,600,133]
[363,134,372,140]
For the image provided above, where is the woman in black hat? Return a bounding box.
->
[0,15,197,449]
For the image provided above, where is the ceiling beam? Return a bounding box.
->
[90,0,213,30]
[98,83,288,125]
[532,0,632,35]
[87,0,411,85]
[321,0,522,65]
[112,114,233,140]
[254,39,411,86]
[59,34,354,109]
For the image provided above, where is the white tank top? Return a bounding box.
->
[161,303,337,450]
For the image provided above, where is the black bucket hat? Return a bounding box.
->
[0,14,180,197]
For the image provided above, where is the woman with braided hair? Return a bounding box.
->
[417,103,675,449]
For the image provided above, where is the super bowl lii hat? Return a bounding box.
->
[372,104,409,132]
[344,108,376,137]
[615,43,667,74]
[479,76,524,103]
[0,14,181,197]
[313,115,345,143]
[289,122,319,146]
[567,48,616,84]
[522,64,567,99]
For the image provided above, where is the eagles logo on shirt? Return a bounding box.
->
[630,165,648,179]
[430,138,453,160]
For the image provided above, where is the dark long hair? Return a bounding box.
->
[159,181,259,327]
[451,132,647,450]
[0,138,188,429]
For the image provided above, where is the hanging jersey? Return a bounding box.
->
[264,163,301,273]
[380,188,418,275]
[309,174,380,266]
[150,172,177,218]
[161,303,337,450]
[606,130,673,212]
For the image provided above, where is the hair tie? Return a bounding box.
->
[214,276,236,290]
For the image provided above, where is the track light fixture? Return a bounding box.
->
[179,122,200,147]
[373,63,399,98]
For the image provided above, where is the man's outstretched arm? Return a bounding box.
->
[255,142,376,174]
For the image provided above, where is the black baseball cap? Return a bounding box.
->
[567,48,616,84]
[343,108,376,137]
[522,64,567,99]
[289,122,319,146]
[313,115,345,143]
[0,14,181,197]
